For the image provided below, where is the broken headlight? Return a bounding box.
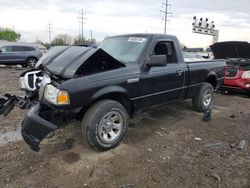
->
[44,84,70,105]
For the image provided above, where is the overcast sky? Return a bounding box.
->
[0,0,249,47]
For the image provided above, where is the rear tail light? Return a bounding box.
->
[242,71,250,79]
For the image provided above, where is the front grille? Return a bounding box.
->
[28,74,34,88]
[225,66,238,78]
[22,70,43,92]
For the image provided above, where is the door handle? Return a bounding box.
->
[176,70,184,76]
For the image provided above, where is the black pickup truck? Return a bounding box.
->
[0,34,226,151]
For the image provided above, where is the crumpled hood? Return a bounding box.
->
[37,46,124,79]
[210,41,250,59]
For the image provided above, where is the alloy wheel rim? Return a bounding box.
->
[98,111,123,144]
[203,89,212,107]
[29,59,36,67]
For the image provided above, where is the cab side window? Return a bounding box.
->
[12,46,25,52]
[23,46,36,51]
[154,41,178,63]
[20,46,36,51]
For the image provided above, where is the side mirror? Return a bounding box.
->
[0,50,2,53]
[146,55,167,68]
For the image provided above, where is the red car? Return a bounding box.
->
[211,42,250,96]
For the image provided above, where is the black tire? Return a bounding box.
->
[26,57,37,67]
[247,91,250,97]
[192,82,213,112]
[81,99,129,151]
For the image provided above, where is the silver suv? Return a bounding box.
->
[0,43,44,67]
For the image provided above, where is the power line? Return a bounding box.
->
[160,0,172,34]
[77,9,87,45]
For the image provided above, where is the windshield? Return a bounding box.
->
[98,36,148,64]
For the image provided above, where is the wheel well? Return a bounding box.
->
[76,93,133,120]
[205,75,217,88]
[97,93,133,115]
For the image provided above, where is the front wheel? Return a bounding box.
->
[81,100,129,151]
[192,82,214,112]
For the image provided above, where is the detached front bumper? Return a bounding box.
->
[21,103,57,151]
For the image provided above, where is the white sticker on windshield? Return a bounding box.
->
[128,37,147,43]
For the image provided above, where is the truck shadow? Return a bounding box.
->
[126,100,198,144]
[216,90,249,99]
[44,99,199,154]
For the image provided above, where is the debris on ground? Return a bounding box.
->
[238,140,246,150]
[120,184,135,188]
[155,131,164,137]
[211,173,221,182]
[204,142,223,148]
[230,143,237,149]
[203,106,212,121]
[195,137,202,141]
[230,114,237,118]
[89,166,95,177]
[147,148,152,152]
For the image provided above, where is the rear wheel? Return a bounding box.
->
[81,100,129,151]
[192,82,213,112]
[26,57,37,67]
[247,91,250,97]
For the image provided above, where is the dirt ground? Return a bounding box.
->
[0,67,250,188]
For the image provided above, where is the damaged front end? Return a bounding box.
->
[1,46,126,151]
[0,70,69,151]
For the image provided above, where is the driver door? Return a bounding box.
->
[141,40,186,109]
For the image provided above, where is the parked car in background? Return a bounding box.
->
[182,52,207,62]
[211,41,250,96]
[0,43,44,67]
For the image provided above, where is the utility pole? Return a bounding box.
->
[46,21,52,47]
[160,0,172,34]
[90,29,93,44]
[78,21,81,38]
[77,9,87,45]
